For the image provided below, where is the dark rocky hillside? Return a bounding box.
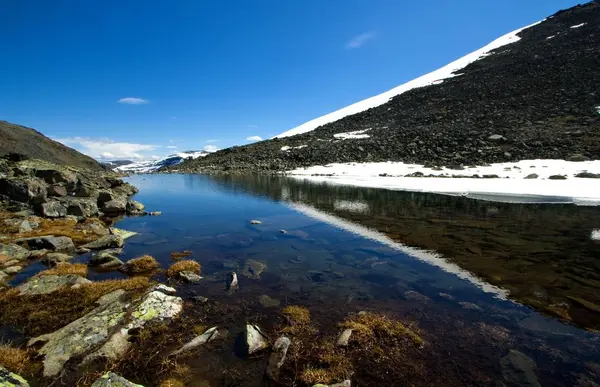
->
[174,1,600,172]
[0,120,104,171]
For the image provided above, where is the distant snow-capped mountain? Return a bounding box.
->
[115,151,210,173]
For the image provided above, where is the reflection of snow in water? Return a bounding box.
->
[333,200,369,213]
[281,186,290,201]
[287,202,508,299]
[592,229,600,241]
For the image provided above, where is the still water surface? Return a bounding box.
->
[15,173,600,386]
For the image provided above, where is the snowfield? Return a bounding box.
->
[287,160,600,205]
[116,151,210,173]
[274,21,540,139]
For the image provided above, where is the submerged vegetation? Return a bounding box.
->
[170,250,193,261]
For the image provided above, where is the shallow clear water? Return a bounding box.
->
[12,173,600,386]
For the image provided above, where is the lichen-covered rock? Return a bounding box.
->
[47,185,67,197]
[16,236,76,253]
[89,252,124,269]
[179,271,203,283]
[67,198,99,217]
[0,366,29,386]
[91,372,144,387]
[17,274,91,295]
[101,199,127,214]
[34,168,77,185]
[266,336,291,380]
[336,329,353,347]
[42,252,74,266]
[40,201,67,218]
[126,200,145,215]
[81,235,124,250]
[0,243,31,261]
[246,324,269,355]
[3,265,23,274]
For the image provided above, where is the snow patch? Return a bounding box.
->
[286,159,600,205]
[570,23,586,29]
[546,35,556,40]
[287,202,508,299]
[281,145,308,152]
[333,200,369,213]
[116,151,210,173]
[592,229,600,241]
[333,129,371,140]
[274,20,540,139]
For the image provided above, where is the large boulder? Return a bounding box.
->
[0,177,47,204]
[16,236,76,253]
[34,168,77,185]
[0,243,31,261]
[126,200,145,215]
[101,199,127,215]
[17,274,91,295]
[47,185,68,197]
[81,235,124,250]
[42,253,74,266]
[67,198,99,218]
[0,366,29,386]
[89,251,124,269]
[40,201,68,218]
[91,372,143,387]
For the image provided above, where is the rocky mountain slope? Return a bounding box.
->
[173,1,600,172]
[0,121,104,171]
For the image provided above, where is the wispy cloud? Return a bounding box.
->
[205,139,219,143]
[166,145,178,149]
[56,137,157,160]
[204,145,219,152]
[345,31,376,49]
[117,97,149,105]
[246,135,263,142]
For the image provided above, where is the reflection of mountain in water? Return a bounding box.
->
[208,173,600,329]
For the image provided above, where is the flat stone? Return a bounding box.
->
[81,235,124,250]
[16,236,75,253]
[500,350,540,387]
[0,243,31,261]
[524,173,539,179]
[41,201,67,218]
[101,199,127,214]
[314,381,352,387]
[171,326,221,355]
[17,274,91,295]
[242,259,266,279]
[91,372,143,387]
[28,249,48,259]
[192,295,209,304]
[42,252,74,266]
[488,134,506,142]
[109,227,138,240]
[89,252,124,269]
[179,271,203,283]
[151,284,177,295]
[3,265,23,274]
[0,366,29,386]
[2,259,20,267]
[459,301,483,311]
[126,200,145,215]
[250,219,262,224]
[148,211,162,216]
[246,324,269,355]
[266,336,291,380]
[336,329,353,347]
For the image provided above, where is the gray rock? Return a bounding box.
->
[266,336,291,380]
[109,227,138,240]
[575,172,600,178]
[250,219,262,224]
[101,199,127,214]
[31,288,182,377]
[34,168,77,185]
[548,175,567,180]
[81,235,124,250]
[179,271,203,283]
[0,271,8,282]
[192,295,209,304]
[91,372,143,387]
[151,284,177,295]
[126,200,145,215]
[28,249,48,259]
[17,274,91,295]
[259,294,280,308]
[171,326,220,355]
[0,243,31,261]
[488,134,506,142]
[42,252,74,266]
[3,218,33,233]
[313,381,351,387]
[524,173,539,179]
[148,211,162,216]
[226,272,239,292]
[459,301,483,311]
[41,201,68,218]
[3,265,23,274]
[242,259,266,279]
[336,329,353,347]
[77,247,91,254]
[500,350,540,387]
[67,198,99,217]
[89,252,124,268]
[2,259,20,267]
[0,366,29,386]
[47,185,68,197]
[567,154,590,162]
[246,324,269,355]
[16,236,76,253]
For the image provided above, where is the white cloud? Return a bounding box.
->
[246,135,263,141]
[117,97,149,105]
[166,145,178,149]
[345,31,376,49]
[205,139,219,143]
[56,137,158,160]
[203,145,219,152]
[151,155,161,160]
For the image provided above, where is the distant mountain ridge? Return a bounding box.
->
[116,150,211,173]
[0,120,104,171]
[173,1,600,172]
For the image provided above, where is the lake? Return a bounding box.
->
[12,173,600,386]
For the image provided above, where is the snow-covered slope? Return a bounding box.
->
[274,21,539,139]
[115,151,210,173]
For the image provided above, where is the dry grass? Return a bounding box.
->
[282,305,310,325]
[340,312,424,347]
[121,255,160,274]
[37,262,88,277]
[159,379,186,387]
[170,251,192,261]
[0,253,10,265]
[0,277,150,335]
[0,344,36,375]
[300,367,331,384]
[19,217,104,245]
[193,324,208,336]
[166,260,201,278]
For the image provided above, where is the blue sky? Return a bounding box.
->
[0,0,581,160]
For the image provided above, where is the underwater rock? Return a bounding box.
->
[288,256,305,264]
[266,336,291,380]
[459,301,483,311]
[109,227,138,240]
[0,366,29,386]
[259,294,280,308]
[226,272,239,291]
[171,326,221,355]
[91,372,144,387]
[242,259,266,279]
[81,235,124,250]
[17,274,91,295]
[336,329,353,347]
[500,350,541,387]
[179,271,203,283]
[250,219,262,224]
[246,324,269,355]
